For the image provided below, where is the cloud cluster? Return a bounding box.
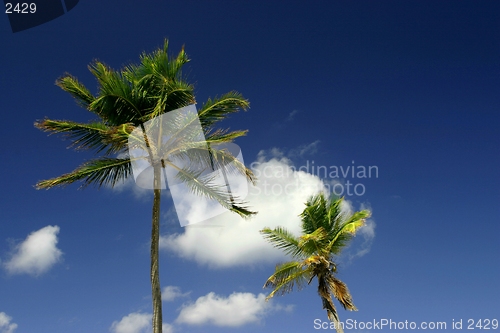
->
[110,312,150,333]
[176,292,290,327]
[0,312,17,333]
[110,313,173,333]
[160,152,326,268]
[3,225,62,276]
[111,289,291,331]
[161,286,189,302]
[160,149,375,268]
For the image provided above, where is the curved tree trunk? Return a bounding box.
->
[151,164,163,333]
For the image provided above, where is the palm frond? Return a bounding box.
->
[163,140,256,186]
[298,227,330,256]
[300,194,329,234]
[328,275,357,311]
[263,261,312,300]
[205,145,256,184]
[198,92,250,129]
[260,227,303,258]
[88,61,145,124]
[205,128,248,145]
[318,276,344,333]
[132,40,194,120]
[139,39,189,82]
[36,157,131,189]
[325,196,345,235]
[34,119,106,148]
[168,162,256,218]
[342,210,370,234]
[327,210,370,253]
[142,80,194,122]
[102,123,136,153]
[55,74,95,109]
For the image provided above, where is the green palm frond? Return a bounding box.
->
[325,197,345,235]
[102,123,136,153]
[300,194,329,234]
[142,80,194,122]
[34,118,108,150]
[260,227,303,258]
[298,227,329,256]
[34,119,132,155]
[55,74,95,109]
[205,128,248,145]
[131,40,195,120]
[326,210,370,254]
[88,61,145,125]
[161,138,256,186]
[36,157,131,189]
[138,40,189,82]
[198,92,250,130]
[168,163,255,218]
[342,210,370,234]
[263,261,312,300]
[205,145,256,184]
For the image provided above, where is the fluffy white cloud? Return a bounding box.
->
[160,152,327,268]
[110,313,173,333]
[110,312,150,333]
[162,323,174,333]
[0,312,17,333]
[162,286,189,302]
[3,225,62,276]
[176,292,290,327]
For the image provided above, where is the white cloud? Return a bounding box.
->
[110,313,173,333]
[160,151,327,268]
[3,225,62,276]
[286,109,300,122]
[0,312,17,333]
[109,175,154,201]
[290,140,321,157]
[340,202,376,261]
[162,323,174,333]
[162,286,189,302]
[110,312,150,333]
[350,217,376,259]
[176,292,290,327]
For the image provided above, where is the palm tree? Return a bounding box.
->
[260,193,370,333]
[34,40,256,333]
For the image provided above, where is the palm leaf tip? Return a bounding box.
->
[229,204,257,218]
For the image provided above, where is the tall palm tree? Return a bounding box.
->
[35,40,256,333]
[260,193,370,333]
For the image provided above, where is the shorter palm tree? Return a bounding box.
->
[260,193,370,333]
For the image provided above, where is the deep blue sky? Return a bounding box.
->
[1,1,499,333]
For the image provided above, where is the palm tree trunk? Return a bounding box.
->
[151,164,163,333]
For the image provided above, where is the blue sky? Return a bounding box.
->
[1,1,499,332]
